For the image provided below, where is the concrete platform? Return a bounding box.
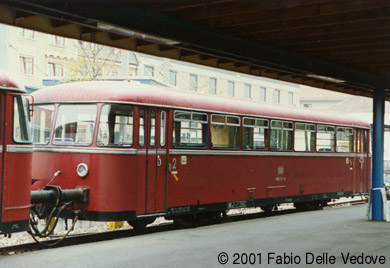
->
[1,202,390,268]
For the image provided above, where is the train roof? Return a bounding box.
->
[0,70,26,92]
[32,80,370,129]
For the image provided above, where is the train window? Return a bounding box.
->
[193,113,206,121]
[363,130,368,153]
[294,123,315,152]
[139,109,145,147]
[270,120,293,151]
[356,129,361,153]
[316,125,335,152]
[357,129,369,153]
[336,127,353,152]
[174,111,191,121]
[160,111,166,147]
[13,95,32,143]
[97,104,133,147]
[242,117,268,150]
[32,105,55,144]
[53,104,97,146]
[150,110,156,147]
[210,114,240,149]
[173,110,208,148]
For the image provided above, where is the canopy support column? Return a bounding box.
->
[371,88,385,220]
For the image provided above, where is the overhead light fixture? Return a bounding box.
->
[97,22,180,45]
[306,74,345,83]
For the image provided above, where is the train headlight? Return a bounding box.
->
[77,163,89,178]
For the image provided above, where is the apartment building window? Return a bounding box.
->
[288,91,294,105]
[49,35,65,46]
[227,81,234,97]
[19,56,34,75]
[260,87,266,102]
[273,89,280,104]
[169,70,177,86]
[144,65,154,76]
[190,74,198,91]
[209,78,217,94]
[18,28,35,39]
[244,84,251,99]
[110,68,119,77]
[113,48,121,55]
[47,62,64,77]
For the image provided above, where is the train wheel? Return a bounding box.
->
[294,202,323,211]
[261,205,273,213]
[210,211,227,223]
[294,202,311,211]
[201,211,226,224]
[173,211,228,229]
[173,215,196,228]
[173,217,184,228]
[128,217,156,231]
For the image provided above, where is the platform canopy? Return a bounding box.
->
[0,0,390,97]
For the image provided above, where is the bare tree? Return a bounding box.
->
[65,41,121,81]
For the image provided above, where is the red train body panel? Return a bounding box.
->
[31,81,370,223]
[0,70,32,235]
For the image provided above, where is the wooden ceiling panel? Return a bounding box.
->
[230,7,390,37]
[200,1,378,29]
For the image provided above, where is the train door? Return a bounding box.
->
[142,107,168,214]
[354,129,368,193]
[362,129,370,192]
[0,92,4,228]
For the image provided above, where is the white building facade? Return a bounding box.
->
[0,24,301,106]
[136,53,300,105]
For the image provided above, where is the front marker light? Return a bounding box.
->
[77,163,89,178]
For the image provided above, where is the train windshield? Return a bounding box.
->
[13,95,32,143]
[53,104,97,146]
[32,105,55,144]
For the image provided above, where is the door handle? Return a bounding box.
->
[157,155,162,167]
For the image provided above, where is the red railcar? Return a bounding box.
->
[31,81,370,228]
[0,70,33,236]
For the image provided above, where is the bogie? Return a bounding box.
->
[128,217,156,231]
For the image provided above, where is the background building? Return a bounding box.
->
[0,24,300,106]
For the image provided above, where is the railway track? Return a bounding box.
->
[0,198,368,256]
[328,197,368,207]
